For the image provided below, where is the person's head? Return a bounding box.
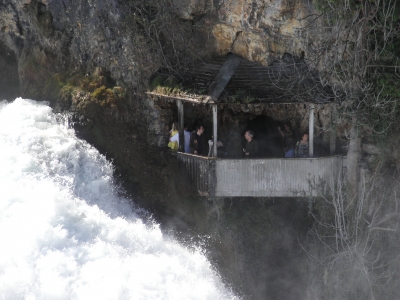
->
[244,130,254,142]
[301,133,309,142]
[211,135,223,146]
[184,123,188,130]
[196,125,204,135]
[171,122,178,131]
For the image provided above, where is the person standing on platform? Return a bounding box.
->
[243,130,259,157]
[184,124,191,153]
[167,122,179,151]
[295,133,309,158]
[208,136,226,157]
[278,122,295,158]
[190,125,205,155]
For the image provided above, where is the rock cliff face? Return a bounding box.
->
[174,0,310,64]
[0,0,336,148]
[0,1,335,299]
[3,1,398,299]
[0,0,328,194]
[1,0,156,97]
[0,0,316,98]
[1,0,181,204]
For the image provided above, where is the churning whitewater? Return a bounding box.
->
[0,98,238,300]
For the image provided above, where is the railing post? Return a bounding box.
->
[213,104,218,157]
[309,103,314,157]
[177,100,184,151]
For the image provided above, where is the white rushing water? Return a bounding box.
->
[0,98,238,300]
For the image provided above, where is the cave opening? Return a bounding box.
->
[244,115,285,158]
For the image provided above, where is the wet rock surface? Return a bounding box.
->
[0,1,326,298]
[1,1,393,299]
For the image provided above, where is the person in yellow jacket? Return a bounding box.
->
[168,122,179,150]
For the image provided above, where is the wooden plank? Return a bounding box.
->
[146,92,215,104]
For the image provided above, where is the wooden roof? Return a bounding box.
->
[150,53,335,104]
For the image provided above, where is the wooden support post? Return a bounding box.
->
[213,104,218,157]
[330,104,337,155]
[177,100,184,151]
[309,104,314,157]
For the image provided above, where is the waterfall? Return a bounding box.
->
[0,98,238,300]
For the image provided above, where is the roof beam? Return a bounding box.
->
[208,54,242,101]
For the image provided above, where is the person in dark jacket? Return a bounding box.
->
[278,122,295,157]
[243,130,259,157]
[189,125,205,155]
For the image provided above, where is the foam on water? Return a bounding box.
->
[0,98,239,300]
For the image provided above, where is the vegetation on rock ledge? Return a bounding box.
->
[58,68,127,111]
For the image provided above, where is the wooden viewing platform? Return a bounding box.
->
[173,152,346,197]
[154,53,344,197]
[150,54,336,159]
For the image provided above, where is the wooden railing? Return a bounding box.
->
[173,152,346,197]
[175,153,216,196]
